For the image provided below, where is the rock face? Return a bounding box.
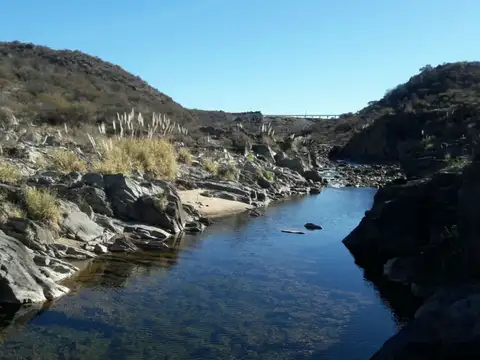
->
[342,158,480,358]
[372,285,480,359]
[0,230,70,304]
[103,175,187,234]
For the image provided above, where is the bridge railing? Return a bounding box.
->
[264,114,340,119]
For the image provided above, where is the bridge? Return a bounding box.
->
[263,114,341,120]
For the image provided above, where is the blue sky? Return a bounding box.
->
[2,0,480,114]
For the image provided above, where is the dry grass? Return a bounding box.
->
[217,163,239,181]
[177,148,193,164]
[23,187,61,225]
[48,149,87,173]
[257,169,274,181]
[0,163,23,183]
[93,137,177,179]
[0,193,25,223]
[203,158,217,175]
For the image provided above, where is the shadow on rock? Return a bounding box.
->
[0,302,52,341]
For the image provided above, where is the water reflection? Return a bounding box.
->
[0,188,401,360]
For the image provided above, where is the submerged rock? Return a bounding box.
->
[304,223,322,230]
[281,229,305,235]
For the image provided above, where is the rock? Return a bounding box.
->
[303,170,323,183]
[59,203,105,243]
[103,174,187,234]
[94,244,108,254]
[124,224,171,241]
[310,187,322,195]
[257,176,272,189]
[251,144,276,162]
[2,218,55,252]
[371,285,480,359]
[304,222,322,230]
[184,221,206,233]
[281,229,305,235]
[249,209,264,217]
[108,235,139,253]
[0,230,70,304]
[68,186,113,217]
[275,152,308,174]
[195,181,252,198]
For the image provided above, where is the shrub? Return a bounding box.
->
[203,158,217,174]
[246,153,255,162]
[0,163,22,183]
[0,193,25,223]
[256,168,274,181]
[23,187,60,225]
[48,149,87,172]
[217,163,239,181]
[177,148,193,164]
[93,138,177,179]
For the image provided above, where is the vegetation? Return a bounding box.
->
[177,148,193,164]
[0,41,196,126]
[0,193,25,223]
[22,187,61,225]
[0,163,23,183]
[203,158,217,175]
[93,137,177,179]
[48,148,87,172]
[217,163,239,181]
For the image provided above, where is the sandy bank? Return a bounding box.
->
[179,189,254,218]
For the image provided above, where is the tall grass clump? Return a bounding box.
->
[177,148,193,164]
[93,138,177,179]
[0,163,22,183]
[217,163,239,181]
[202,158,217,175]
[0,193,25,223]
[22,187,61,225]
[48,149,87,173]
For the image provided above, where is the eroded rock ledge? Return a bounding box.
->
[343,158,480,358]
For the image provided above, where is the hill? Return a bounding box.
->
[0,41,197,126]
[330,62,480,176]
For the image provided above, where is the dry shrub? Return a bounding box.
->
[217,163,239,181]
[0,193,25,223]
[48,149,87,172]
[23,187,60,225]
[177,148,193,164]
[93,138,177,179]
[202,158,217,175]
[0,163,23,183]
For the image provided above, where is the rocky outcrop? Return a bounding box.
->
[372,285,480,359]
[342,157,480,358]
[0,230,71,304]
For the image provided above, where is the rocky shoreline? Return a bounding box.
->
[0,132,403,305]
[340,147,480,357]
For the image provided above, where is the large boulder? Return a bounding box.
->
[103,175,187,234]
[274,152,308,174]
[372,285,480,359]
[0,230,70,304]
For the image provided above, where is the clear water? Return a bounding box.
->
[0,188,401,360]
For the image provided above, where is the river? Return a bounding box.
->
[0,187,402,359]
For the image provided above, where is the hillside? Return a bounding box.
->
[330,62,480,176]
[0,41,197,126]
